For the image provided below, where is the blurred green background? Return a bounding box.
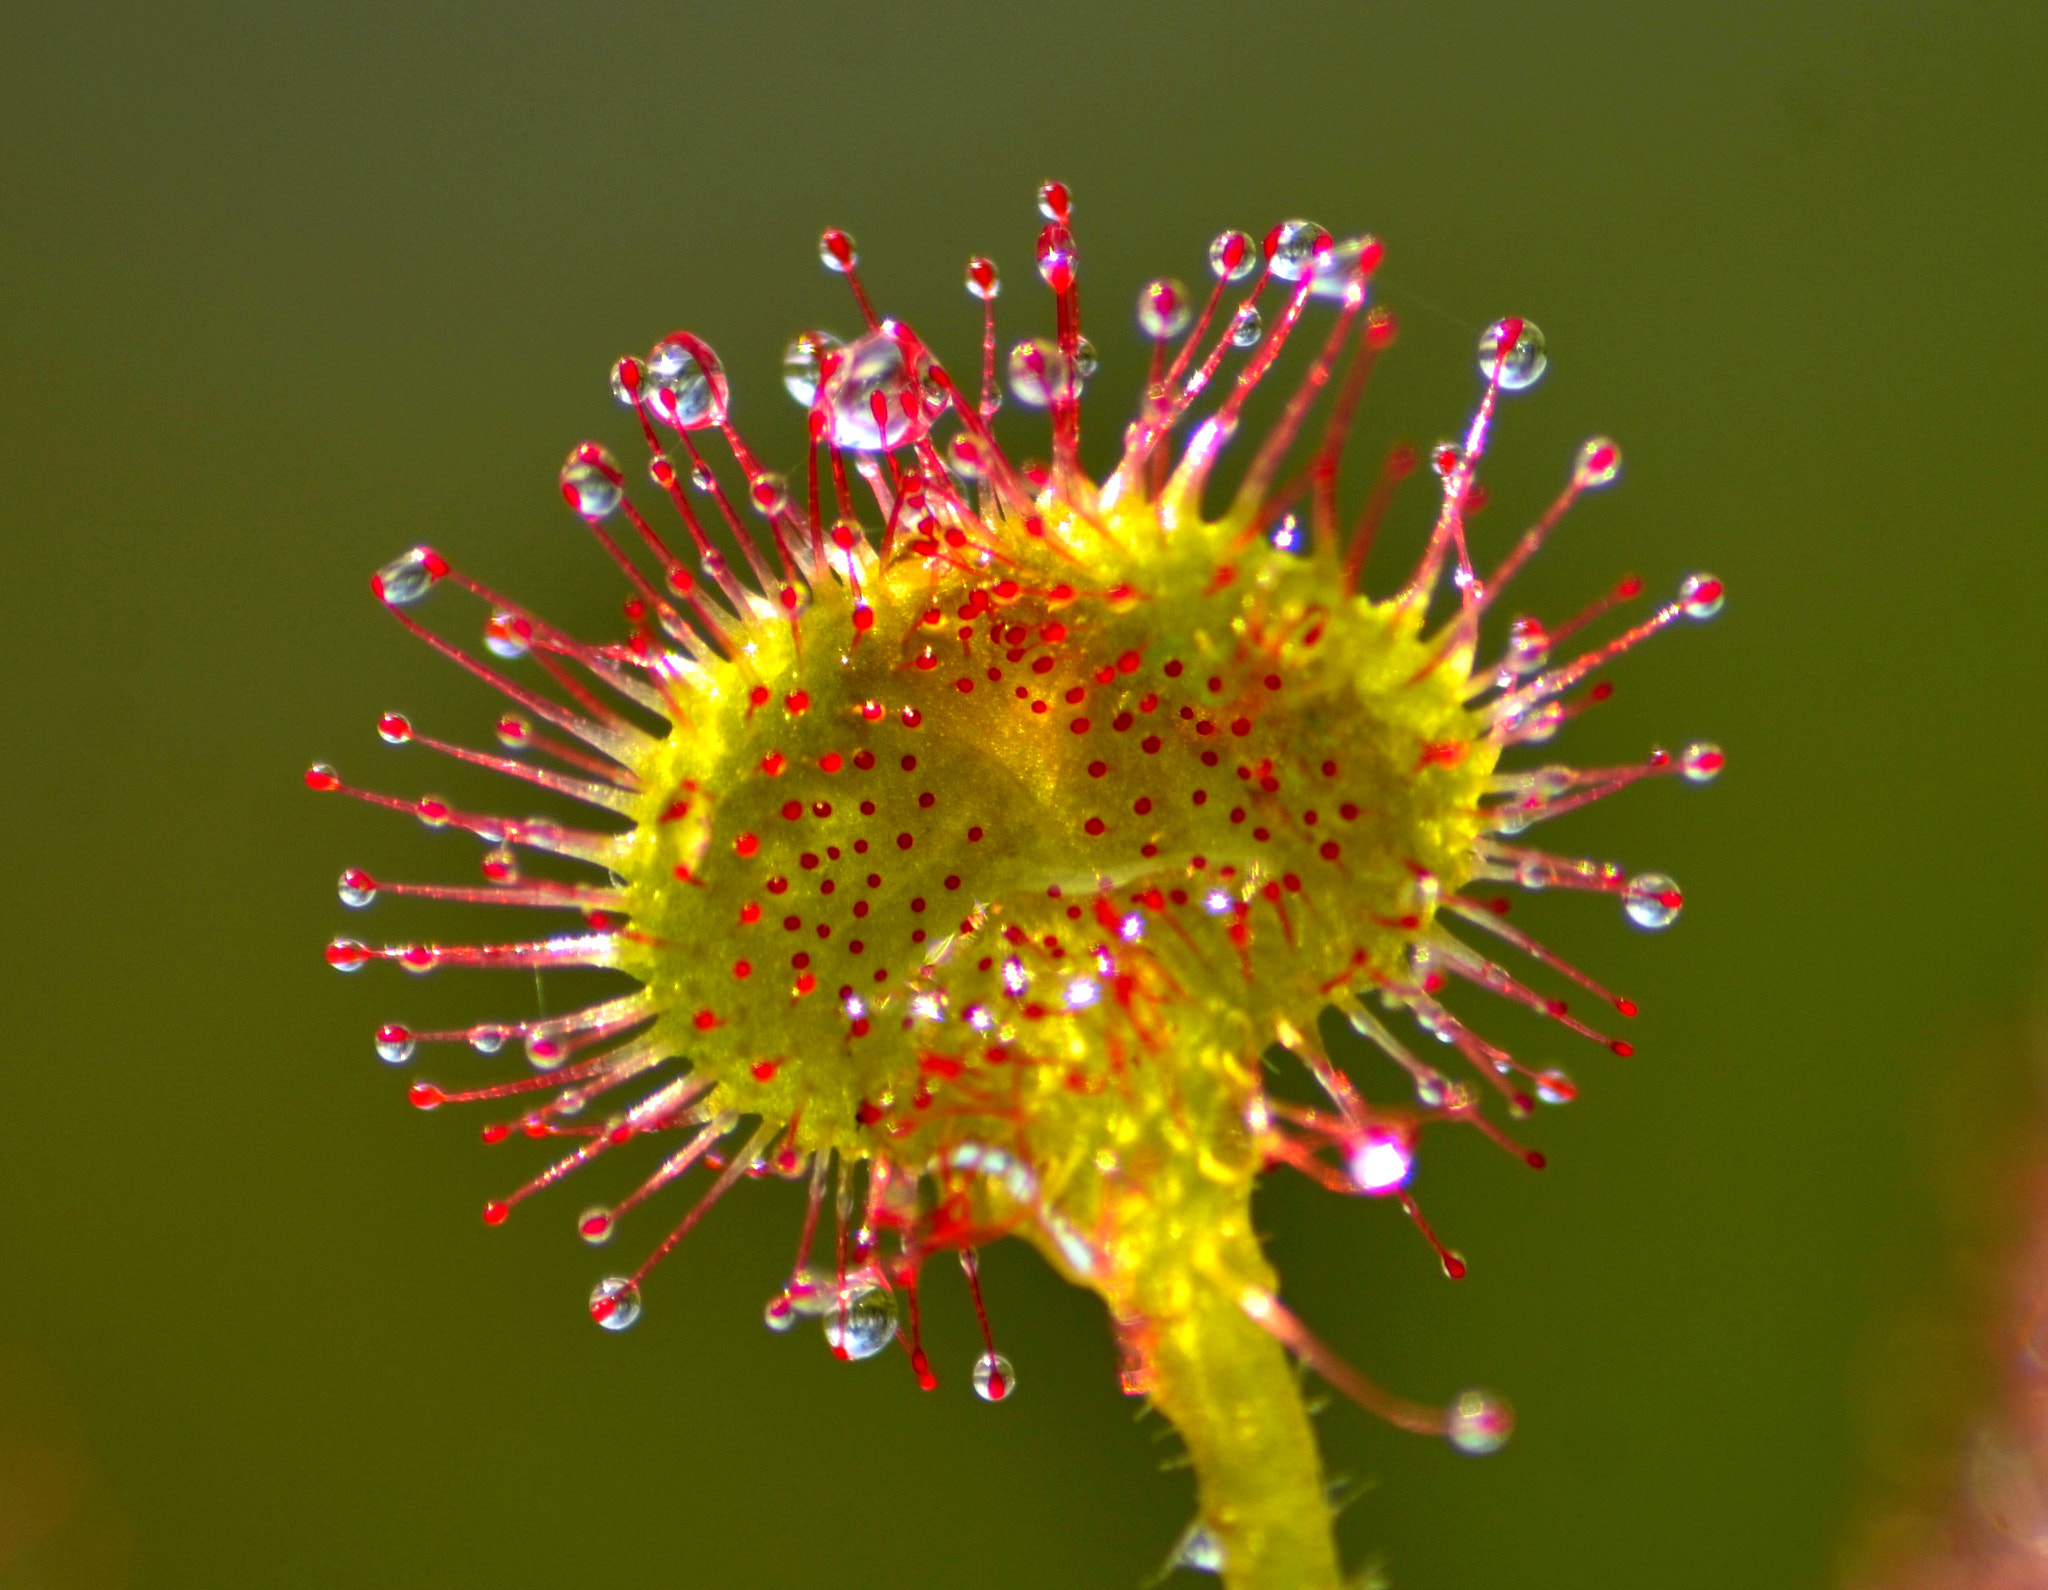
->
[2,1,2044,1585]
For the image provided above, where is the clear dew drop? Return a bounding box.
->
[965,256,1000,301]
[1680,741,1725,783]
[1207,229,1257,282]
[781,330,842,408]
[374,1023,415,1064]
[1623,871,1684,930]
[1413,1070,1452,1108]
[577,1206,614,1246]
[689,463,715,493]
[1679,573,1726,620]
[1445,1388,1514,1455]
[589,1277,641,1331]
[481,844,519,883]
[1530,765,1573,799]
[609,356,643,407]
[1228,305,1263,348]
[1035,224,1075,291]
[1072,336,1098,383]
[1171,1520,1226,1574]
[1308,235,1382,301]
[1490,807,1531,837]
[1477,318,1548,391]
[1006,337,1067,408]
[644,334,730,431]
[821,326,943,452]
[484,611,530,660]
[818,229,857,272]
[1036,180,1070,221]
[972,1350,1017,1402]
[1266,219,1331,282]
[1535,1068,1577,1105]
[1503,617,1550,676]
[338,869,376,908]
[559,444,623,519]
[1507,701,1565,745]
[468,1024,508,1054]
[1137,277,1191,339]
[821,1279,898,1361]
[373,547,443,607]
[945,431,988,483]
[763,1290,798,1332]
[749,472,790,517]
[785,1267,830,1317]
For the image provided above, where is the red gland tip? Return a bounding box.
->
[305,764,340,792]
[370,547,448,603]
[482,1200,510,1226]
[1610,1039,1636,1058]
[820,229,856,271]
[407,1082,445,1109]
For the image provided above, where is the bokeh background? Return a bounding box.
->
[3,1,2044,1585]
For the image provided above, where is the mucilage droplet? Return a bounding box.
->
[1477,318,1547,391]
[589,1277,642,1331]
[972,1350,1017,1401]
[822,1278,898,1361]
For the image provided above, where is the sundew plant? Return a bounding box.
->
[312,182,1720,1588]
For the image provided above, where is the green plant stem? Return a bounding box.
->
[1146,1246,1343,1590]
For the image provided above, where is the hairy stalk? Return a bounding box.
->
[1149,1251,1342,1589]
